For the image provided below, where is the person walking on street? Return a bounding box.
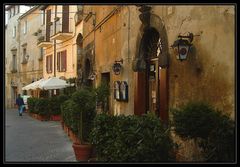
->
[16,94,25,116]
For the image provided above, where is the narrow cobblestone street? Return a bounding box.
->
[5,109,76,162]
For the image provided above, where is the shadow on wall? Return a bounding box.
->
[169,41,234,117]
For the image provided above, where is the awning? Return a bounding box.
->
[22,79,45,90]
[38,77,73,90]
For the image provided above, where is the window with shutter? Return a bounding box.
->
[57,52,60,71]
[46,56,49,73]
[50,55,52,73]
[62,50,67,72]
[62,6,69,33]
[46,10,51,41]
[46,55,53,73]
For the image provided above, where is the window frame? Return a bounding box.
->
[46,54,53,73]
[41,10,45,25]
[57,50,67,72]
[12,26,16,38]
[23,20,27,34]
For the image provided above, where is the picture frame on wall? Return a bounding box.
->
[113,81,121,101]
[120,81,128,102]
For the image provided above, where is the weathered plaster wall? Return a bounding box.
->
[159,5,235,118]
[87,6,140,116]
[44,5,78,80]
[5,6,33,108]
[19,8,43,92]
[152,5,235,161]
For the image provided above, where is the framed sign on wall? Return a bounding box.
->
[120,81,128,102]
[113,81,121,101]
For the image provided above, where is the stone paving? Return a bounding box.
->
[5,109,77,162]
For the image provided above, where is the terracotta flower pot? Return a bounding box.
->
[38,114,48,121]
[68,130,80,143]
[72,133,81,144]
[33,113,38,119]
[51,115,61,121]
[72,143,92,161]
[61,121,64,130]
[69,129,74,141]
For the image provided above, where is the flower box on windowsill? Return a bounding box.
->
[33,32,38,36]
[11,69,17,73]
[21,59,28,64]
[54,17,60,22]
[50,115,61,121]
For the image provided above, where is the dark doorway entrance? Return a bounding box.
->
[84,58,93,87]
[101,72,110,113]
[134,27,168,121]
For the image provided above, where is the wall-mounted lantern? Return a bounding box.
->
[112,59,123,75]
[171,33,194,61]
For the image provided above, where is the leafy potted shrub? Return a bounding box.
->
[71,89,97,161]
[27,97,38,117]
[49,95,68,121]
[90,113,177,162]
[95,81,110,113]
[61,99,80,143]
[35,98,50,121]
[171,101,235,162]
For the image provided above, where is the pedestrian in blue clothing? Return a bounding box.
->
[16,94,25,116]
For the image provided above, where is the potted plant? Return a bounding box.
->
[49,95,68,121]
[35,98,50,121]
[95,81,110,113]
[171,101,235,162]
[71,89,97,161]
[90,113,177,162]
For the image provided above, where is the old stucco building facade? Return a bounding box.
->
[5,4,235,161]
[18,6,44,97]
[80,5,235,160]
[38,5,83,81]
[80,5,234,120]
[5,5,41,108]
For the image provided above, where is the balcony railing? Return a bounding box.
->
[50,17,74,41]
[37,29,53,48]
[75,11,83,26]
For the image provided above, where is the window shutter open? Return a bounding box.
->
[50,55,52,73]
[57,52,60,71]
[46,56,48,73]
[64,50,67,72]
[62,6,69,33]
[46,10,51,41]
[62,50,67,72]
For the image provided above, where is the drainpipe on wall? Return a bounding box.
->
[93,13,96,80]
[17,19,21,94]
[126,6,131,63]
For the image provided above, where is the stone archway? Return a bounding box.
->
[133,8,169,122]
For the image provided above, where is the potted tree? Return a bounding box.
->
[71,89,97,161]
[95,81,110,113]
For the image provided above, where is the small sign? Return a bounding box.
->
[113,81,121,100]
[120,81,128,102]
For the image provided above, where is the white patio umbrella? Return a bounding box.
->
[22,78,46,90]
[38,77,72,90]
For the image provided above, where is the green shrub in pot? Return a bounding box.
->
[27,97,38,113]
[71,89,96,143]
[171,101,235,162]
[90,113,176,162]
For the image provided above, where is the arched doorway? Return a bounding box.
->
[134,27,169,122]
[76,33,83,66]
[84,58,93,87]
[76,33,83,87]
